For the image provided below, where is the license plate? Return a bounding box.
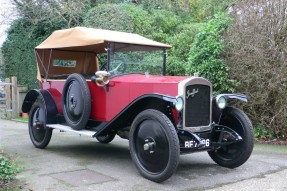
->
[185,139,210,148]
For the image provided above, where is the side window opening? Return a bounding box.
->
[53,59,77,67]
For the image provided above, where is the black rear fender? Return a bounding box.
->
[22,89,58,123]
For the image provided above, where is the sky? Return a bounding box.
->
[0,0,15,46]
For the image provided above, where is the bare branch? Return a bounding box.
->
[225,0,287,136]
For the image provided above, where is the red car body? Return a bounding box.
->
[43,74,187,121]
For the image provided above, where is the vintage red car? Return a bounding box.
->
[22,27,254,182]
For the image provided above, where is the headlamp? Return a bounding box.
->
[216,96,227,109]
[175,96,184,111]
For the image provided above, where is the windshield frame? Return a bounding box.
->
[106,43,167,77]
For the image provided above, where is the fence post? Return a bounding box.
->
[5,78,11,119]
[12,76,18,118]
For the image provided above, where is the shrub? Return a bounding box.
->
[139,0,176,12]
[84,4,134,32]
[90,0,125,5]
[121,4,152,36]
[166,23,201,76]
[0,154,19,184]
[187,13,238,93]
[122,6,198,76]
[174,0,234,22]
[148,9,181,43]
[225,0,287,138]
[254,123,276,140]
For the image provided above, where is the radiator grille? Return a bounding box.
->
[185,84,211,127]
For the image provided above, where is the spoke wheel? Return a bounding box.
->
[62,74,91,130]
[28,101,52,149]
[208,107,254,168]
[129,109,179,182]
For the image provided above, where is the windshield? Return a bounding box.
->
[108,44,164,76]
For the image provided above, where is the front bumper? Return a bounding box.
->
[178,124,243,154]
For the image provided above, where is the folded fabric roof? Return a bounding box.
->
[36,27,171,52]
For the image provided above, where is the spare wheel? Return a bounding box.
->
[62,73,91,130]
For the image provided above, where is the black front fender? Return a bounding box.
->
[95,94,176,136]
[212,94,248,124]
[215,94,248,103]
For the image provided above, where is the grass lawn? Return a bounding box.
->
[12,117,28,123]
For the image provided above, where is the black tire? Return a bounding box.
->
[62,73,91,130]
[96,133,116,144]
[28,101,52,149]
[129,109,180,183]
[208,107,254,168]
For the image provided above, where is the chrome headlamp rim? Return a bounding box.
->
[175,96,184,111]
[216,95,227,110]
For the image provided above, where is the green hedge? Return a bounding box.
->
[2,20,40,89]
[1,19,66,89]
[187,14,238,93]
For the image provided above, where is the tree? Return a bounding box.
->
[0,0,16,46]
[2,0,236,90]
[12,0,91,27]
[1,0,92,88]
[174,0,234,21]
[0,52,3,79]
[2,18,66,89]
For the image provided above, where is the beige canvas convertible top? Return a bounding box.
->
[35,27,171,81]
[36,27,171,50]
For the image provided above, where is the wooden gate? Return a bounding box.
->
[0,77,27,119]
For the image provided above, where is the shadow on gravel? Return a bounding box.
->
[45,141,131,161]
[44,140,218,174]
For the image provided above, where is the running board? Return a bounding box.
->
[47,124,97,137]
